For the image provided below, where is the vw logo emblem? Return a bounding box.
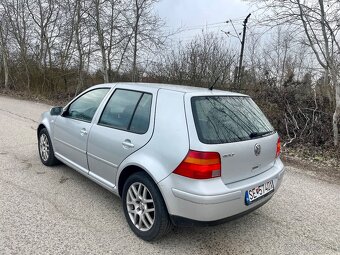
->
[254,144,261,156]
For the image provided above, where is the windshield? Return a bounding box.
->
[191,96,274,144]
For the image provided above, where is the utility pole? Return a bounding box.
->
[237,13,251,87]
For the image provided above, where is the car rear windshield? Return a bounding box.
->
[191,96,274,144]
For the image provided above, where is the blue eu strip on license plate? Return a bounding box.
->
[245,180,274,205]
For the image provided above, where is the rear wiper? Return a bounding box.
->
[249,131,273,139]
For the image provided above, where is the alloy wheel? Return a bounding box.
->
[39,133,50,162]
[126,182,155,231]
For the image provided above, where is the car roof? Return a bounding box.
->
[91,82,247,96]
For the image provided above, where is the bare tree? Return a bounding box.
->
[246,26,312,87]
[250,0,340,145]
[54,0,77,87]
[74,0,88,95]
[91,0,109,83]
[152,32,236,88]
[2,0,32,91]
[89,0,129,83]
[129,0,165,81]
[25,0,59,69]
[0,18,9,89]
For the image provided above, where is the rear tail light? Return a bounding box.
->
[276,137,281,158]
[173,150,221,179]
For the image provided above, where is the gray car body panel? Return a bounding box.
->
[52,85,113,176]
[38,82,285,222]
[87,84,158,189]
[117,88,190,185]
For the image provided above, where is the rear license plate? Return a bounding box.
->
[245,180,274,205]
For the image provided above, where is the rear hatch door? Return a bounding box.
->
[186,93,278,184]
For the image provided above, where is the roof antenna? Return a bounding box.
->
[209,76,220,90]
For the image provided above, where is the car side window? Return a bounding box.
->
[129,93,152,134]
[99,89,152,134]
[65,88,110,122]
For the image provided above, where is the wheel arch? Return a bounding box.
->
[37,111,56,144]
[37,124,46,138]
[118,165,161,197]
[118,165,144,197]
[119,165,173,240]
[117,162,173,221]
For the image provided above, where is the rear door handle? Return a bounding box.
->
[122,139,134,149]
[80,128,88,136]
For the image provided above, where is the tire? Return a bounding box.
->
[38,128,59,166]
[122,172,172,241]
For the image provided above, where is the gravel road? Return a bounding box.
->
[0,95,339,255]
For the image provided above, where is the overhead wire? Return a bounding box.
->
[177,18,245,33]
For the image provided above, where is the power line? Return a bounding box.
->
[184,20,242,29]
[177,18,245,33]
[178,24,227,33]
[229,20,242,43]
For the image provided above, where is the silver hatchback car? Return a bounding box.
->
[37,83,284,240]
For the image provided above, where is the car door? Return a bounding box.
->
[53,88,110,174]
[87,88,155,188]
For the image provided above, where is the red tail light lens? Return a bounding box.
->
[276,137,281,158]
[173,150,221,179]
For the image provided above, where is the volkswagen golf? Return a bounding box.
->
[37,82,284,241]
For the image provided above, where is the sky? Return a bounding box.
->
[155,0,255,43]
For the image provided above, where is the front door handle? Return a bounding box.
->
[80,128,88,136]
[122,139,134,149]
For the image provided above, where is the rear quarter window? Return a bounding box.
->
[98,89,152,134]
[191,96,274,144]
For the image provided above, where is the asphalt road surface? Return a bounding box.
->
[0,95,339,255]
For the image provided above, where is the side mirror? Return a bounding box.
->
[50,106,64,116]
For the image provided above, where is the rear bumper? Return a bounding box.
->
[170,198,270,227]
[158,159,285,223]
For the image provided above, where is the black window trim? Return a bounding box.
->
[97,88,153,135]
[63,87,111,123]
